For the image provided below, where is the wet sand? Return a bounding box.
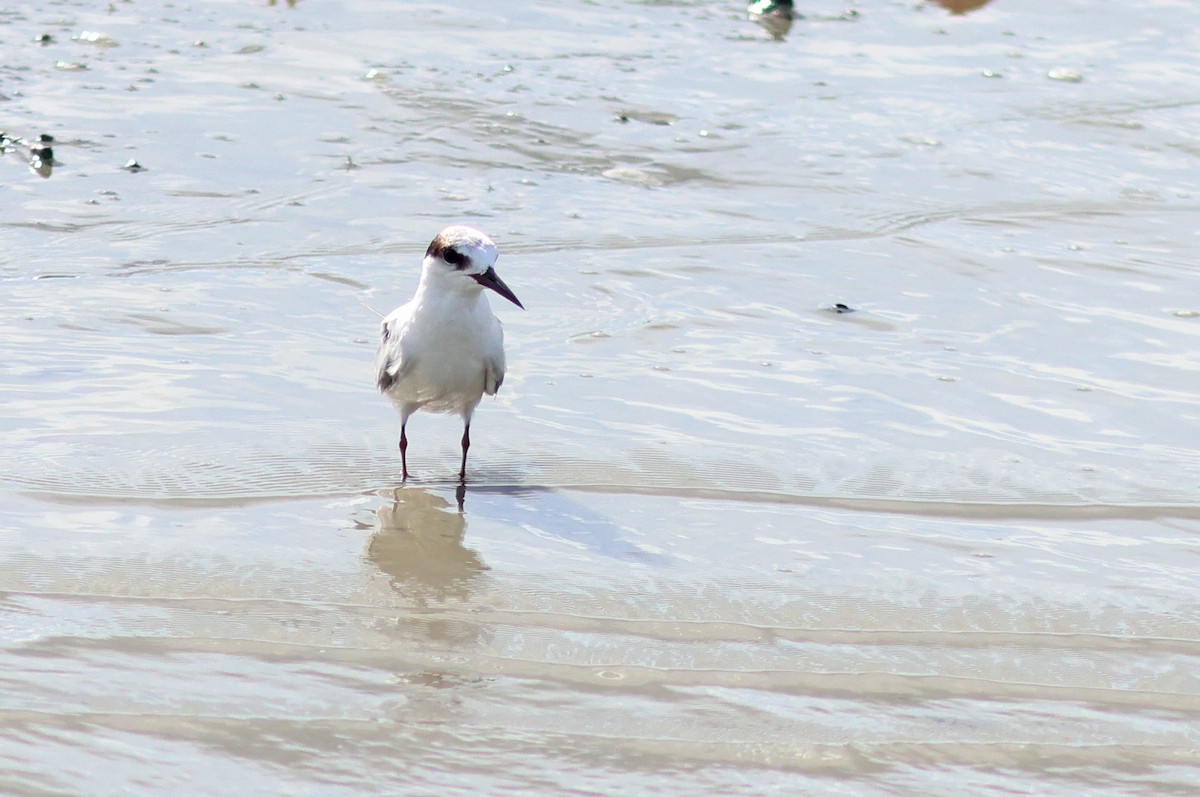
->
[2,0,1200,794]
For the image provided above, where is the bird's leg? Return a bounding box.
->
[459,422,471,482]
[399,422,410,481]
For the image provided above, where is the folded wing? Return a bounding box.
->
[375,314,413,393]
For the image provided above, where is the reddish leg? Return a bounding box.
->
[399,423,410,481]
[459,422,470,482]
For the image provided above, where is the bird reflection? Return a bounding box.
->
[932,0,993,14]
[367,484,487,604]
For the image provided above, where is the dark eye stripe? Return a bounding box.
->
[443,248,467,269]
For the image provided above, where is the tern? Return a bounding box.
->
[375,225,524,482]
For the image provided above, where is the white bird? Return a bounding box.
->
[375,225,524,482]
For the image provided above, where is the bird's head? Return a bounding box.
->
[422,225,524,309]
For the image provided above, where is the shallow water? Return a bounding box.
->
[3,0,1200,794]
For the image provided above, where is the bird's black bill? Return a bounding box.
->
[473,266,524,309]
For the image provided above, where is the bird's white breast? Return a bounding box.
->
[379,290,505,417]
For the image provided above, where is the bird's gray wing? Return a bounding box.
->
[375,315,414,392]
[483,321,507,396]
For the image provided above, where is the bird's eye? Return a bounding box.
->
[443,248,467,269]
